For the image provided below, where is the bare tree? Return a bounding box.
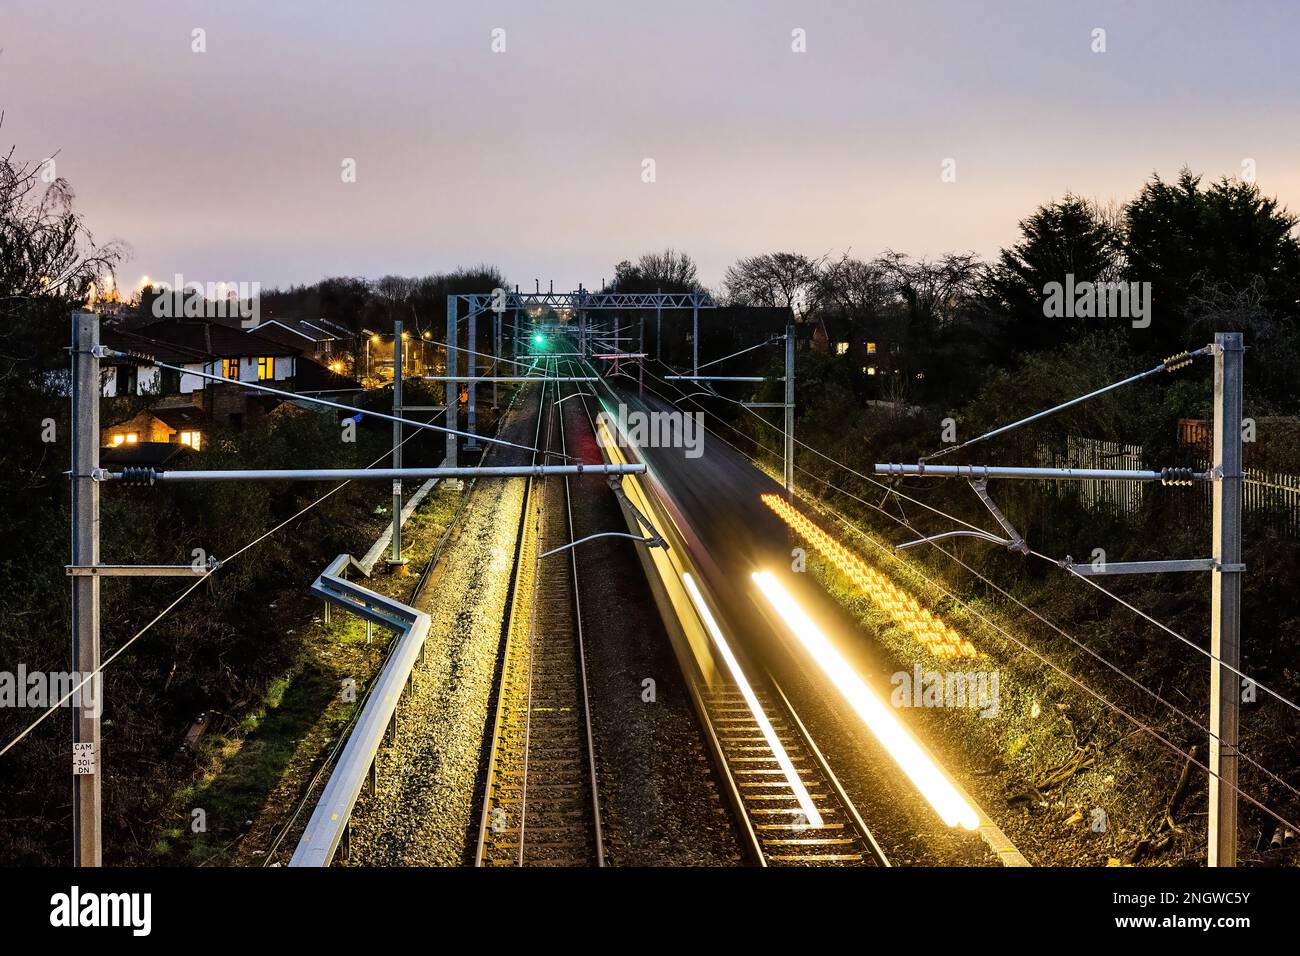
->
[812,253,893,319]
[611,248,700,292]
[0,132,126,324]
[722,251,823,316]
[875,249,981,324]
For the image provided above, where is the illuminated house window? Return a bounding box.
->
[222,358,239,379]
[866,342,877,354]
[835,342,849,355]
[111,432,140,445]
[179,430,201,450]
[258,357,275,380]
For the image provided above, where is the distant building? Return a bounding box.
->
[99,318,359,448]
[244,317,351,362]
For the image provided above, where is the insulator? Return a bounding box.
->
[1160,467,1195,486]
[121,466,158,486]
[1163,351,1193,372]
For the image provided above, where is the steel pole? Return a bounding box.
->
[389,320,405,565]
[693,301,700,376]
[466,306,478,450]
[493,310,500,409]
[1209,331,1243,867]
[71,311,102,866]
[656,291,662,361]
[784,324,794,493]
[445,296,457,468]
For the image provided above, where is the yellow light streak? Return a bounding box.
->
[682,572,823,829]
[761,493,977,658]
[752,570,980,830]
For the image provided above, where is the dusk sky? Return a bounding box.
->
[4,0,1298,292]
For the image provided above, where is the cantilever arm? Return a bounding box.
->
[895,529,1013,551]
[540,531,665,558]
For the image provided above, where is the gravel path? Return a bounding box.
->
[344,472,525,865]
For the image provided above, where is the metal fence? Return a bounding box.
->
[1036,436,1146,515]
[1243,468,1300,536]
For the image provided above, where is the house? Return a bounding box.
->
[244,317,352,362]
[101,319,299,397]
[104,404,207,451]
[98,318,357,446]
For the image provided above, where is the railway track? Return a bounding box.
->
[475,358,605,866]
[568,354,888,867]
[700,681,887,866]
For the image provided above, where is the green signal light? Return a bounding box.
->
[533,334,546,346]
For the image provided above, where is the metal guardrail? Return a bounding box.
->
[289,554,431,867]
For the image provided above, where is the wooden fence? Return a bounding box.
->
[1037,436,1300,536]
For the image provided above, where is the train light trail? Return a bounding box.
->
[761,493,978,659]
[752,570,980,831]
[682,572,823,829]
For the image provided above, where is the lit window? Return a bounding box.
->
[223,358,239,379]
[179,430,201,450]
[112,434,125,446]
[258,357,275,380]
[125,432,139,443]
[866,342,877,354]
[835,342,849,355]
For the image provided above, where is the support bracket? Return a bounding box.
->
[1064,557,1246,576]
[968,478,1028,554]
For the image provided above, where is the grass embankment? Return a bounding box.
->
[768,471,1218,865]
[151,478,471,866]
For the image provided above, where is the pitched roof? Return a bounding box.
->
[151,404,208,430]
[245,321,317,351]
[251,318,346,343]
[101,442,189,468]
[101,327,211,364]
[127,319,300,358]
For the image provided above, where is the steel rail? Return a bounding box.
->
[557,355,608,866]
[768,678,891,866]
[474,367,551,866]
[586,359,886,865]
[568,359,766,864]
